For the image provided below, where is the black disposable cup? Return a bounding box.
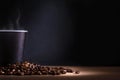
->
[0,30,28,66]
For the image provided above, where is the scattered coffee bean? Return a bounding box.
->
[75,71,80,74]
[66,69,73,73]
[0,61,80,75]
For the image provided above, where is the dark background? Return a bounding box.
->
[0,0,120,66]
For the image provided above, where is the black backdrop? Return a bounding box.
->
[0,0,120,66]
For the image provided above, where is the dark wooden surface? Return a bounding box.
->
[0,67,120,80]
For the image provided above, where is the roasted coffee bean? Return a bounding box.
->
[0,61,79,75]
[37,71,42,75]
[9,72,13,75]
[55,71,60,75]
[66,69,73,73]
[41,70,48,75]
[29,71,34,75]
[0,71,5,75]
[59,70,67,74]
[48,70,56,75]
[75,71,80,74]
[20,72,24,76]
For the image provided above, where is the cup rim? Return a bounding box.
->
[0,30,28,32]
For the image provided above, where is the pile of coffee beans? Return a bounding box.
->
[0,61,79,75]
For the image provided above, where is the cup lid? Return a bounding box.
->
[0,30,28,32]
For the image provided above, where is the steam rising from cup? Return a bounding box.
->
[15,8,21,29]
[1,8,23,30]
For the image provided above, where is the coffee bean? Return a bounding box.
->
[59,70,67,74]
[48,70,56,75]
[0,71,5,75]
[20,72,24,76]
[0,61,79,75]
[66,69,73,73]
[75,71,80,74]
[37,71,42,75]
[9,72,13,75]
[12,69,16,72]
